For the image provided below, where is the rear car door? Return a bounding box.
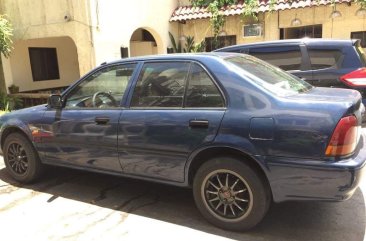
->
[118,61,226,182]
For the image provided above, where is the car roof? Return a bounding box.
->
[103,52,241,66]
[215,38,356,51]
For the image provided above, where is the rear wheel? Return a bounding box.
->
[193,157,270,231]
[3,133,44,183]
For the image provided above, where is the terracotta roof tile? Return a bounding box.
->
[170,0,351,22]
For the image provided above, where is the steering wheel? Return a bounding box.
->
[92,91,118,107]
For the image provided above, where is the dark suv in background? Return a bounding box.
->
[215,39,366,104]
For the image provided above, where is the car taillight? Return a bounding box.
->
[325,115,359,157]
[340,68,366,87]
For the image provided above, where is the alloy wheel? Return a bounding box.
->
[201,169,253,222]
[7,142,29,175]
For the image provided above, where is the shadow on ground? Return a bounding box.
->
[0,166,365,241]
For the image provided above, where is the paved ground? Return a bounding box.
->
[0,155,365,241]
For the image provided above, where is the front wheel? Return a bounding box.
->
[193,157,271,231]
[3,133,44,183]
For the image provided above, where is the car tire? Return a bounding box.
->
[3,133,44,183]
[193,157,271,231]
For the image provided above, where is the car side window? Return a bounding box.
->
[65,64,136,108]
[185,63,224,108]
[131,62,190,108]
[249,46,302,71]
[308,49,343,70]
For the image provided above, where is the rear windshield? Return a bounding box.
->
[355,42,366,67]
[225,55,313,96]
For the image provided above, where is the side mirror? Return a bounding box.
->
[48,94,63,109]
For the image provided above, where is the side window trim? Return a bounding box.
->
[182,62,193,108]
[129,60,191,109]
[184,61,227,109]
[121,61,143,107]
[126,60,227,109]
[62,62,138,109]
[300,44,311,71]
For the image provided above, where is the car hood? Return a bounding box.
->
[4,104,47,117]
[0,104,47,122]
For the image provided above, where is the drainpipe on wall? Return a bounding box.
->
[86,0,97,68]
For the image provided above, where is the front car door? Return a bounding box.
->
[118,61,226,182]
[39,63,137,172]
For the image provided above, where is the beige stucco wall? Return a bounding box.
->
[1,0,179,92]
[8,37,80,92]
[2,0,364,93]
[89,0,178,64]
[279,3,366,39]
[180,3,365,45]
[0,0,94,92]
[1,0,94,75]
[130,42,158,57]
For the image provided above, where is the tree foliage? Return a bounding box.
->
[191,0,239,37]
[355,0,366,8]
[0,15,13,58]
[191,0,366,38]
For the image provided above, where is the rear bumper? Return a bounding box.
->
[266,132,366,203]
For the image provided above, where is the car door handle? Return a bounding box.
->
[189,120,209,128]
[95,116,110,125]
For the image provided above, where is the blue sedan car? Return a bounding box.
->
[0,53,365,231]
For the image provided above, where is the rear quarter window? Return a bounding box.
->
[308,49,343,70]
[248,46,302,71]
[225,55,312,97]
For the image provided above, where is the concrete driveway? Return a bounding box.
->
[0,155,365,241]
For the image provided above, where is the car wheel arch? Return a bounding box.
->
[1,126,33,151]
[186,146,272,198]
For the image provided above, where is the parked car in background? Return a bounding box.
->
[215,39,366,105]
[0,53,365,231]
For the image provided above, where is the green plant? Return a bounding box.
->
[0,15,13,58]
[0,15,13,94]
[355,0,366,8]
[184,36,195,52]
[0,91,10,114]
[169,32,206,53]
[8,84,19,93]
[193,40,206,52]
[0,91,22,113]
[169,31,182,53]
[9,95,23,109]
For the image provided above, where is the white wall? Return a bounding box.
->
[89,0,179,64]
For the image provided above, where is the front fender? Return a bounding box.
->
[0,118,34,152]
[0,105,47,153]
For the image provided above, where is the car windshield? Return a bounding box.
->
[225,55,313,96]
